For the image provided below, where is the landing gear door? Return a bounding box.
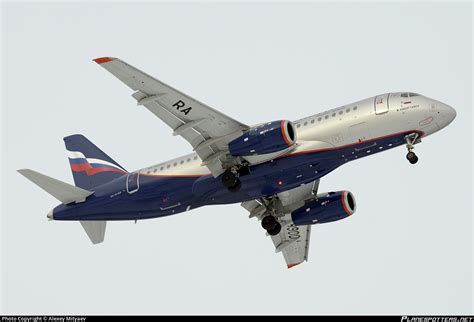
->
[374,93,390,115]
[126,171,140,194]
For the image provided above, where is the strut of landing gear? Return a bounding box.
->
[405,133,420,165]
[221,169,241,192]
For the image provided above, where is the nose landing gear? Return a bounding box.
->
[405,133,420,164]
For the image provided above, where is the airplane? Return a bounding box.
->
[18,57,457,268]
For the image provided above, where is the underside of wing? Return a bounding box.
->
[241,180,319,268]
[272,222,311,268]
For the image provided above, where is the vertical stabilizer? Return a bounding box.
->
[64,134,127,189]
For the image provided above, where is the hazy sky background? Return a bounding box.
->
[2,1,472,315]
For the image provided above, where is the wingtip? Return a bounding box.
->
[93,57,115,64]
[287,262,303,269]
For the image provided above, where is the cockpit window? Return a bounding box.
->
[401,92,420,98]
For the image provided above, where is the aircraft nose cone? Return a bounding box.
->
[440,103,457,125]
[433,100,456,128]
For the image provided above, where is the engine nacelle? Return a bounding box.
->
[228,120,296,156]
[291,191,356,226]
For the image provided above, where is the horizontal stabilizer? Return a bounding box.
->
[80,221,106,244]
[18,169,93,204]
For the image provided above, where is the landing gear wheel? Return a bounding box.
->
[261,215,278,231]
[406,151,418,164]
[228,179,241,193]
[267,222,282,236]
[221,169,241,192]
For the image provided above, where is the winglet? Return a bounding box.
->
[93,57,115,64]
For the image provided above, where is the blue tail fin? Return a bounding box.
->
[64,134,128,190]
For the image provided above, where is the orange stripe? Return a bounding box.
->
[287,262,303,269]
[93,57,114,64]
[281,120,292,146]
[140,173,209,178]
[341,192,352,216]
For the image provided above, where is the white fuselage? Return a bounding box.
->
[140,92,456,177]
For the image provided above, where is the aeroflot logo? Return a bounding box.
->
[172,100,192,116]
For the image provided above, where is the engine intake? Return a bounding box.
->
[291,191,356,226]
[228,120,296,156]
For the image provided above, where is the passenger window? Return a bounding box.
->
[346,108,350,113]
[325,115,329,119]
[167,164,170,169]
[339,110,343,115]
[296,124,301,128]
[173,162,177,167]
[353,106,358,110]
[304,122,308,126]
[187,158,191,162]
[153,169,157,173]
[311,119,315,124]
[318,117,322,121]
[332,113,336,117]
[193,156,198,160]
[180,160,184,164]
[160,166,164,171]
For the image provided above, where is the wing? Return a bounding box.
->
[271,222,311,269]
[94,57,249,176]
[241,180,319,268]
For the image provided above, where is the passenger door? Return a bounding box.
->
[126,171,140,194]
[374,93,390,115]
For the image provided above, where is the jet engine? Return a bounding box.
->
[291,191,356,226]
[228,120,296,156]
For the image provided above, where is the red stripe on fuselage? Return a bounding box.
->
[279,130,425,159]
[70,163,127,175]
[140,173,209,178]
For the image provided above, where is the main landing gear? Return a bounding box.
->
[261,213,282,236]
[405,133,420,164]
[221,165,250,193]
[255,196,284,236]
[221,168,241,192]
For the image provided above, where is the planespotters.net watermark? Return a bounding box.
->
[2,317,86,322]
[402,317,474,322]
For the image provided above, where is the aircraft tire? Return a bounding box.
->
[267,222,282,236]
[221,170,238,189]
[406,152,418,164]
[228,179,241,193]
[261,215,278,231]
